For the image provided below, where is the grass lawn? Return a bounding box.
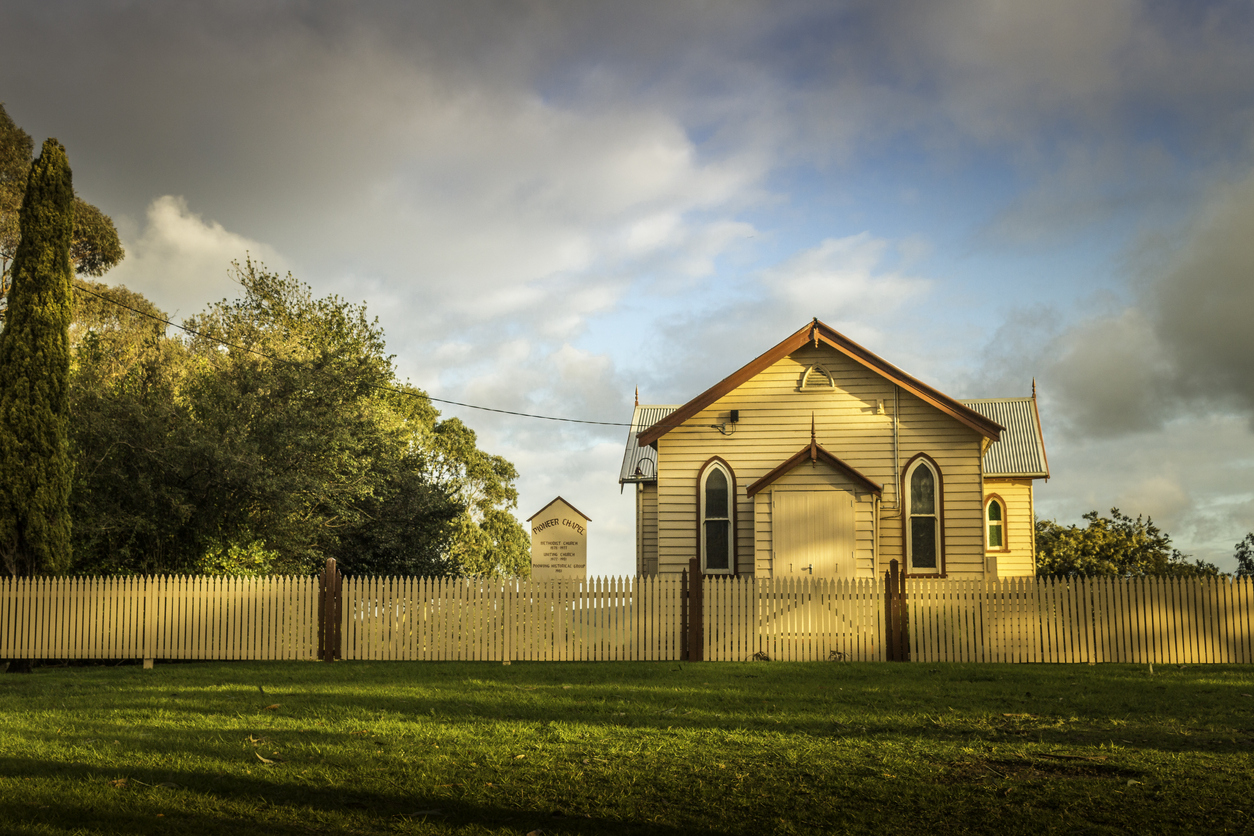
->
[0,660,1251,835]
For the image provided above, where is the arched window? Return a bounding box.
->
[986,497,1005,550]
[699,460,734,574]
[904,457,941,572]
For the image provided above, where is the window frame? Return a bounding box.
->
[697,457,736,575]
[985,494,1008,553]
[901,453,945,577]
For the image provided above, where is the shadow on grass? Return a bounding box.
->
[0,755,726,836]
[32,660,1248,757]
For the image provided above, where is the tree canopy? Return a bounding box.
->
[1035,508,1221,578]
[69,260,530,578]
[0,104,124,312]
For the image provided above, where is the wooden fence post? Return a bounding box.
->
[899,561,911,662]
[680,567,688,661]
[885,561,895,661]
[884,559,910,662]
[686,556,704,662]
[319,559,342,662]
[142,575,156,669]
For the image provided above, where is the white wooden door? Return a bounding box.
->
[774,490,855,578]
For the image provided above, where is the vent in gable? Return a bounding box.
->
[797,363,835,392]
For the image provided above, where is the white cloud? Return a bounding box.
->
[107,196,285,319]
[643,232,932,397]
[347,90,765,336]
[764,234,931,322]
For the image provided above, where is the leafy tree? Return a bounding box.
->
[68,259,529,578]
[423,414,531,577]
[0,104,124,314]
[445,508,531,578]
[69,279,216,575]
[0,139,76,579]
[1235,533,1254,578]
[1035,508,1220,578]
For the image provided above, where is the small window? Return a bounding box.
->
[905,459,939,571]
[700,462,733,573]
[987,498,1005,550]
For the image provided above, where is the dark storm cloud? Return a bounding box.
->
[1150,172,1254,417]
[1020,170,1254,439]
[5,1,1252,216]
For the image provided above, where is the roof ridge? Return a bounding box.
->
[959,396,1034,403]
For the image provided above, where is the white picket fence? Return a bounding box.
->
[341,575,685,661]
[2,573,1251,664]
[907,575,1254,664]
[0,575,319,660]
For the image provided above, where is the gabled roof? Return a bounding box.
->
[636,318,1003,447]
[959,397,1050,479]
[526,496,591,522]
[619,405,679,484]
[746,435,883,498]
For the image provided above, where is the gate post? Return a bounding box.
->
[686,556,704,662]
[884,559,910,662]
[319,558,343,662]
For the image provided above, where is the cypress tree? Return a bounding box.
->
[0,139,75,579]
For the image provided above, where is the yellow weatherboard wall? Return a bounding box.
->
[985,477,1036,577]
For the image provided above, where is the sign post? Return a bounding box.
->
[527,497,590,581]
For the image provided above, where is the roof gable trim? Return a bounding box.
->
[636,319,1002,447]
[526,495,591,522]
[746,442,884,498]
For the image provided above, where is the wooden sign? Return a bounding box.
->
[527,497,589,581]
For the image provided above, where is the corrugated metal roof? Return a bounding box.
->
[959,398,1049,478]
[619,405,679,484]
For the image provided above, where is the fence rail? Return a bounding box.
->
[1,571,1251,664]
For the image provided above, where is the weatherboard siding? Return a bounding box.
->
[986,477,1036,577]
[636,483,659,576]
[654,344,988,579]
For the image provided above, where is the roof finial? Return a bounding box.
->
[1032,377,1037,399]
[810,412,818,461]
[634,386,639,407]
[812,317,819,348]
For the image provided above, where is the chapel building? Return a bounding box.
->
[619,319,1049,580]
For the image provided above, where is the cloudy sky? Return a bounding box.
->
[4,0,1253,573]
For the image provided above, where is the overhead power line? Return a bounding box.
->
[73,284,633,428]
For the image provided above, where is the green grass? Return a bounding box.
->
[0,660,1251,835]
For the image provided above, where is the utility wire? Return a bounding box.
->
[74,284,634,428]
